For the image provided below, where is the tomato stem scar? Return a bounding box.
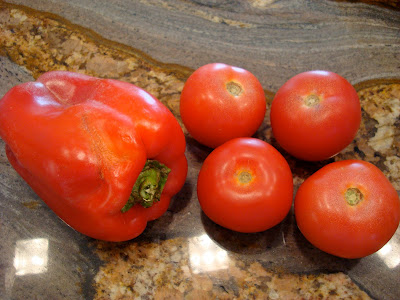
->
[238,171,252,184]
[226,81,243,96]
[345,188,364,206]
[304,94,320,107]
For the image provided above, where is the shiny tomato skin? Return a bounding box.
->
[197,138,293,233]
[270,70,361,161]
[295,160,400,259]
[180,63,266,148]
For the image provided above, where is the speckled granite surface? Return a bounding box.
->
[0,1,399,299]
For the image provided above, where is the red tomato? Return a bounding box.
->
[295,160,400,259]
[197,138,293,233]
[270,70,361,161]
[180,63,266,148]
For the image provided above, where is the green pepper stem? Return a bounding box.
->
[121,160,171,212]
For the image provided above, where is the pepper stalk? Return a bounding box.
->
[121,160,171,212]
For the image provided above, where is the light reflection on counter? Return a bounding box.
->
[376,234,400,269]
[188,234,229,274]
[13,238,49,276]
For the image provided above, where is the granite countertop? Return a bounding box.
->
[0,1,399,299]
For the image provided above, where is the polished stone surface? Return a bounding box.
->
[3,0,400,91]
[0,1,400,299]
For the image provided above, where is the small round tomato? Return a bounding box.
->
[197,138,293,233]
[270,70,361,161]
[180,63,266,148]
[295,160,400,259]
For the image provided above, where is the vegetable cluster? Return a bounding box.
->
[0,65,398,259]
[181,65,399,259]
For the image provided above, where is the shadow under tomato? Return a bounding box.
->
[185,136,213,163]
[292,219,360,272]
[201,211,291,255]
[143,180,194,235]
[167,180,194,214]
[258,130,336,179]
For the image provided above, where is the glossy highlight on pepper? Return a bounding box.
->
[0,71,188,242]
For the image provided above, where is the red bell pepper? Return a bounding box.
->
[0,71,187,241]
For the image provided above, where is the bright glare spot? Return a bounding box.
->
[312,70,331,77]
[198,234,212,248]
[138,89,156,105]
[191,254,201,266]
[76,151,86,161]
[231,66,245,73]
[376,241,400,269]
[386,256,400,269]
[14,238,49,276]
[216,250,228,262]
[203,251,215,265]
[188,234,229,274]
[378,244,392,256]
[35,96,56,106]
[31,255,45,266]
